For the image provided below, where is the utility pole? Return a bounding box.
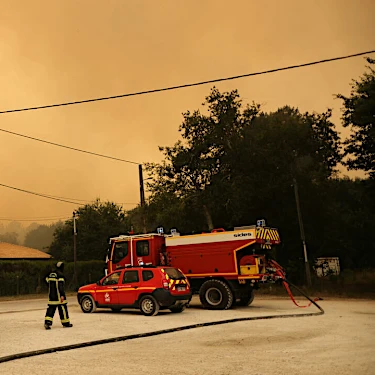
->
[73,211,78,286]
[293,178,312,287]
[138,164,147,233]
[139,164,145,207]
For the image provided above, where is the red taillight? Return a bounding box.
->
[162,279,169,290]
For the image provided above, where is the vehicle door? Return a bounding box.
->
[96,271,121,305]
[111,241,130,270]
[117,270,141,305]
[134,239,152,266]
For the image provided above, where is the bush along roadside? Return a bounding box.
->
[1,261,374,298]
[0,260,106,297]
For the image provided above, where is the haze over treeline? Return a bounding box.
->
[1,0,374,222]
[0,221,62,251]
[2,57,373,279]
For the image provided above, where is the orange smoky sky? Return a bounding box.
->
[0,0,374,225]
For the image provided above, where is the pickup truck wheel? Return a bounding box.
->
[139,295,160,316]
[199,280,234,310]
[169,305,186,313]
[80,295,97,313]
[237,289,255,306]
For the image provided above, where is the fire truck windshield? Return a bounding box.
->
[113,242,128,263]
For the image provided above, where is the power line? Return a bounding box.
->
[0,217,69,222]
[0,183,83,205]
[0,183,138,206]
[0,215,68,220]
[2,50,374,168]
[0,49,374,114]
[42,194,137,205]
[0,128,140,165]
[40,195,95,203]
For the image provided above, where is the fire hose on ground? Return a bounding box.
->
[0,278,324,364]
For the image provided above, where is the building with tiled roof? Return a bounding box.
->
[0,242,52,260]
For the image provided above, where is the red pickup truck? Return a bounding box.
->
[77,265,192,316]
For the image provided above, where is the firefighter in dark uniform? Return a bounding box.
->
[44,261,73,329]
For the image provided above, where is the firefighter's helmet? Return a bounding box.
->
[56,261,64,271]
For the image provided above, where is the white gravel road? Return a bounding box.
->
[0,295,374,374]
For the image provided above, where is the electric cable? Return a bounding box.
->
[0,215,67,220]
[0,183,84,205]
[0,128,140,165]
[0,183,137,207]
[0,49,374,114]
[0,217,69,222]
[40,193,137,205]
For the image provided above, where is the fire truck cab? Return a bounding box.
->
[106,221,284,310]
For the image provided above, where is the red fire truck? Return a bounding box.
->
[105,221,285,310]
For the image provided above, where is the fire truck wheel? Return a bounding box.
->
[237,289,255,306]
[80,295,97,313]
[199,280,234,310]
[139,295,160,316]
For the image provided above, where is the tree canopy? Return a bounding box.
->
[0,232,19,245]
[145,88,341,233]
[48,200,129,261]
[47,60,375,274]
[24,222,62,251]
[338,57,375,178]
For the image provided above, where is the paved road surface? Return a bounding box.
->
[0,295,374,374]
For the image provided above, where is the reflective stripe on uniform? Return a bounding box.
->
[56,279,60,301]
[48,301,60,305]
[61,305,68,321]
[48,300,67,305]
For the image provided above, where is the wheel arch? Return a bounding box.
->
[79,293,97,313]
[190,277,234,294]
[78,292,96,304]
[198,278,235,310]
[135,291,155,307]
